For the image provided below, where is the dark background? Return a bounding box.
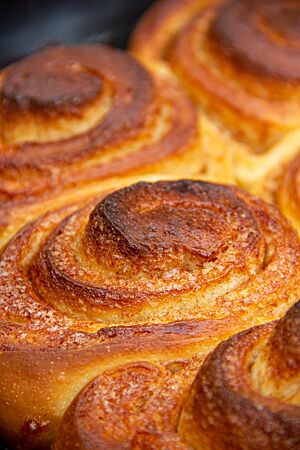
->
[0,0,155,68]
[0,1,155,448]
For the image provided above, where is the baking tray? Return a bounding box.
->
[0,1,154,448]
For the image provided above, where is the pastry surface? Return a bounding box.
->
[0,44,203,248]
[131,0,300,192]
[55,300,300,449]
[0,180,299,448]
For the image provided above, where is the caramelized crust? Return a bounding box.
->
[54,302,300,449]
[54,361,197,449]
[0,44,203,242]
[180,302,300,449]
[130,0,300,192]
[0,180,299,448]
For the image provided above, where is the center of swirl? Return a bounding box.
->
[1,46,109,144]
[89,191,231,258]
[3,59,101,112]
[84,181,234,267]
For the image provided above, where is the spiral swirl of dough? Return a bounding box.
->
[0,45,202,248]
[54,301,300,450]
[131,0,300,191]
[0,180,299,448]
[180,301,300,449]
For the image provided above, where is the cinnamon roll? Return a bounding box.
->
[0,179,299,449]
[0,44,203,248]
[180,300,300,449]
[57,300,300,449]
[262,152,300,236]
[131,0,300,192]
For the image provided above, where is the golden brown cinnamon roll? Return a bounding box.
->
[0,179,299,449]
[0,44,203,247]
[62,300,300,449]
[180,300,300,449]
[131,0,300,192]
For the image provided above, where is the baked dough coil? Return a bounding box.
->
[0,179,299,449]
[180,299,300,449]
[0,44,202,249]
[57,299,300,449]
[130,0,300,192]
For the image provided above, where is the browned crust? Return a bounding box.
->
[54,361,195,449]
[54,302,300,449]
[209,0,300,82]
[0,180,299,448]
[0,44,201,203]
[180,302,300,449]
[131,0,300,151]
